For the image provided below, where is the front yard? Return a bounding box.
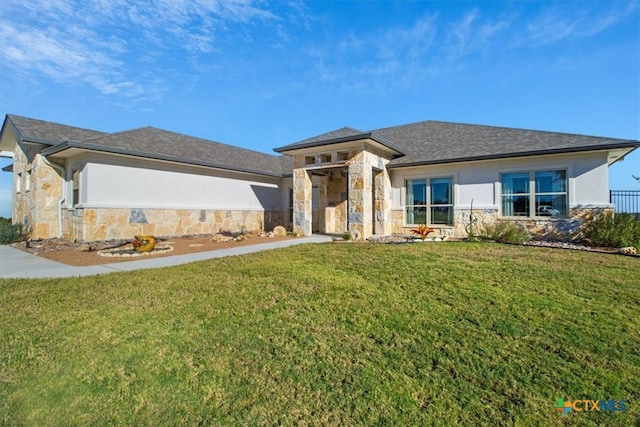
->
[1,242,638,425]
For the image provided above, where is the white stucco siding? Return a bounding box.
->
[571,153,610,206]
[390,151,612,211]
[80,159,281,210]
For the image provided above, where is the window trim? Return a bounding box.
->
[500,169,568,219]
[71,168,81,207]
[404,176,454,226]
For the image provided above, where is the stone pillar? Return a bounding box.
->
[293,168,313,236]
[374,169,392,236]
[348,156,372,240]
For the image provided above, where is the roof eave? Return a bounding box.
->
[42,141,286,178]
[274,132,406,156]
[387,142,640,169]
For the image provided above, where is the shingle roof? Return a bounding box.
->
[5,114,106,145]
[273,126,406,155]
[5,115,291,177]
[379,121,640,167]
[276,120,640,167]
[68,127,291,176]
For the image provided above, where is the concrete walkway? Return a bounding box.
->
[0,235,332,279]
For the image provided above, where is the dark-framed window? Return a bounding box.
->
[72,169,80,206]
[501,170,567,217]
[405,177,453,225]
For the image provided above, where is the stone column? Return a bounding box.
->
[348,155,372,240]
[293,168,313,236]
[374,169,392,236]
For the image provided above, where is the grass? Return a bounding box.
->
[1,242,639,426]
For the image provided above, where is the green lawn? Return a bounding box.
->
[1,242,638,426]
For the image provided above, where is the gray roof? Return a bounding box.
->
[274,126,405,155]
[5,115,291,177]
[5,114,639,177]
[4,114,106,145]
[276,120,640,167]
[380,121,640,167]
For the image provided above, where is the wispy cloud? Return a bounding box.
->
[522,1,639,47]
[0,0,288,101]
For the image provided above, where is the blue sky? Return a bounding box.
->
[1,0,638,219]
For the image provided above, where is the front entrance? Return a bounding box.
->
[291,149,392,239]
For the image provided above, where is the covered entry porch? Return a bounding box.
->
[291,150,393,240]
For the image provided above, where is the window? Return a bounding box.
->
[25,170,31,192]
[71,169,80,206]
[288,188,294,224]
[320,153,332,163]
[337,151,349,161]
[16,173,22,193]
[305,155,315,165]
[406,177,453,225]
[501,170,567,217]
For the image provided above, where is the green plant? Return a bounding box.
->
[341,232,351,241]
[479,220,530,244]
[0,219,30,244]
[581,212,640,250]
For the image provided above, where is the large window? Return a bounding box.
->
[501,170,567,218]
[406,177,453,225]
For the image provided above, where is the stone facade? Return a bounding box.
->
[291,145,393,240]
[500,207,613,242]
[292,168,313,237]
[453,208,499,237]
[62,208,287,242]
[11,145,64,240]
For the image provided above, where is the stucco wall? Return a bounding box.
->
[75,156,281,211]
[389,151,612,238]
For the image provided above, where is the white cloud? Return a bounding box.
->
[522,1,639,47]
[0,0,287,100]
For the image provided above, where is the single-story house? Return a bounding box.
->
[1,114,638,242]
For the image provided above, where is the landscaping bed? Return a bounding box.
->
[10,234,294,266]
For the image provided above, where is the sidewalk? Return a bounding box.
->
[0,235,332,279]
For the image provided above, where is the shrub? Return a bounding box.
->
[581,212,640,250]
[0,219,30,244]
[479,221,531,245]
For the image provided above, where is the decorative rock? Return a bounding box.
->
[350,230,362,242]
[272,226,287,236]
[268,231,275,238]
[620,246,637,256]
[212,234,233,243]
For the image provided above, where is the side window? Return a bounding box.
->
[72,169,80,206]
[501,170,567,218]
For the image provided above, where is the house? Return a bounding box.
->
[1,114,638,242]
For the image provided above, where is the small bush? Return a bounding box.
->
[0,219,30,244]
[479,221,531,245]
[341,232,351,241]
[581,212,640,249]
